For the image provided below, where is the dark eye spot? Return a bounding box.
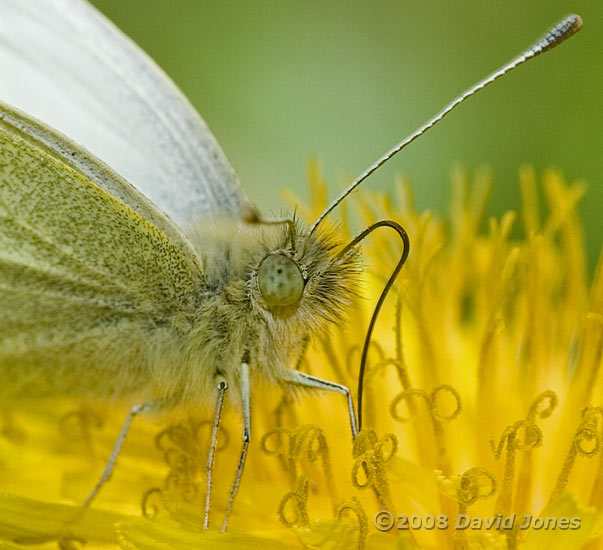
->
[258,253,305,307]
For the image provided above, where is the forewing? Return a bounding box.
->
[0,101,204,389]
[0,0,248,225]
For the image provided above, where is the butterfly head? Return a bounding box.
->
[250,221,362,332]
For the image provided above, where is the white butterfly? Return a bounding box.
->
[0,0,581,533]
[0,0,362,532]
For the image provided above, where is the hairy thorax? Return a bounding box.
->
[157,215,361,406]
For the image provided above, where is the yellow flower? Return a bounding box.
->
[1,165,603,550]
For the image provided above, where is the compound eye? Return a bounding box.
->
[258,254,304,307]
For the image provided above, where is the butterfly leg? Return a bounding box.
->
[241,205,297,247]
[220,361,251,532]
[274,335,310,429]
[279,368,358,438]
[83,400,160,507]
[203,379,228,529]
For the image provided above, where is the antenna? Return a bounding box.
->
[309,14,582,234]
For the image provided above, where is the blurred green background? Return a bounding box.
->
[90,1,602,266]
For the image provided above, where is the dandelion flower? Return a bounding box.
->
[1,165,602,550]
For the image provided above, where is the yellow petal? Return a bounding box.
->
[292,518,356,549]
[463,532,507,550]
[519,493,603,550]
[115,518,300,550]
[0,492,129,544]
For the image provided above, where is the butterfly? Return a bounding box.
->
[0,0,582,532]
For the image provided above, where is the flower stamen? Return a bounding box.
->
[336,497,368,550]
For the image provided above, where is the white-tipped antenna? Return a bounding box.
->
[309,14,582,233]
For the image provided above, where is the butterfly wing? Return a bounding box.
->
[0,100,205,397]
[0,0,247,226]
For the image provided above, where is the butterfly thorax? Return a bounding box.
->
[165,216,362,405]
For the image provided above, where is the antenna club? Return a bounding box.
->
[309,14,584,234]
[570,14,584,32]
[536,14,583,54]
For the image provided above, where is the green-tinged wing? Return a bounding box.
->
[0,0,248,225]
[0,101,204,397]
